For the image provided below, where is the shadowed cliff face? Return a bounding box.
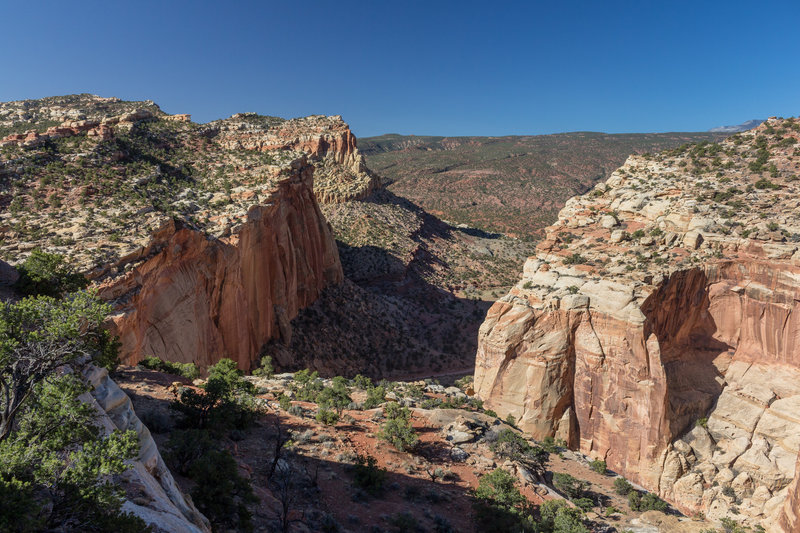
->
[474,118,800,531]
[100,160,343,371]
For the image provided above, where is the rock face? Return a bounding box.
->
[1,96,351,372]
[781,454,800,532]
[81,363,210,532]
[101,159,342,370]
[207,113,379,203]
[474,118,800,531]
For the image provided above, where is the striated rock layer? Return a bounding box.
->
[81,363,211,532]
[1,96,356,372]
[475,118,800,531]
[100,158,343,370]
[206,113,380,203]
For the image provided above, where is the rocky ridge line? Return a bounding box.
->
[206,113,380,203]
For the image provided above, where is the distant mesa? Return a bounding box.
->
[708,118,764,133]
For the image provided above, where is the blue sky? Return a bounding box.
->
[0,1,797,137]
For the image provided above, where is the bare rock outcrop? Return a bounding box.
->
[81,363,210,532]
[474,118,800,531]
[1,97,349,372]
[207,113,380,203]
[101,158,343,370]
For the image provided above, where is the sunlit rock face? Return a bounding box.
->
[101,158,343,371]
[475,118,800,531]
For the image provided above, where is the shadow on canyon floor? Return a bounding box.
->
[267,192,495,379]
[121,382,483,533]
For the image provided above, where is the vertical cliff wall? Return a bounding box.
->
[99,159,343,371]
[475,118,800,531]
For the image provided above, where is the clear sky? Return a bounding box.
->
[1,1,797,137]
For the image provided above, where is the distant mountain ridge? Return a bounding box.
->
[709,118,764,133]
[360,130,728,236]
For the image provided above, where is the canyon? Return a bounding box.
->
[3,94,799,531]
[474,118,800,531]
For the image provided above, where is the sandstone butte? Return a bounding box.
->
[0,95,379,371]
[474,117,800,532]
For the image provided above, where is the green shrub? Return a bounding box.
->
[139,356,200,379]
[538,499,588,532]
[473,469,536,533]
[552,472,586,499]
[505,413,517,427]
[351,374,372,390]
[563,253,587,265]
[572,497,594,511]
[87,329,122,372]
[165,429,215,475]
[627,490,667,512]
[541,436,566,453]
[441,395,467,409]
[613,477,634,495]
[387,511,420,532]
[421,397,443,409]
[292,368,323,401]
[251,355,274,378]
[189,448,255,531]
[278,393,291,411]
[363,385,387,409]
[0,291,111,440]
[589,459,607,474]
[317,376,352,415]
[379,402,418,451]
[454,375,473,389]
[490,429,548,469]
[351,454,386,495]
[316,404,340,426]
[720,517,748,533]
[754,178,779,189]
[696,417,708,428]
[0,375,149,532]
[13,249,88,297]
[484,409,498,418]
[171,358,255,431]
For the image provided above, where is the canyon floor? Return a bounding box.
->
[117,366,720,533]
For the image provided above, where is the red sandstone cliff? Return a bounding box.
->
[0,99,351,372]
[475,118,800,531]
[99,157,343,371]
[781,455,800,532]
